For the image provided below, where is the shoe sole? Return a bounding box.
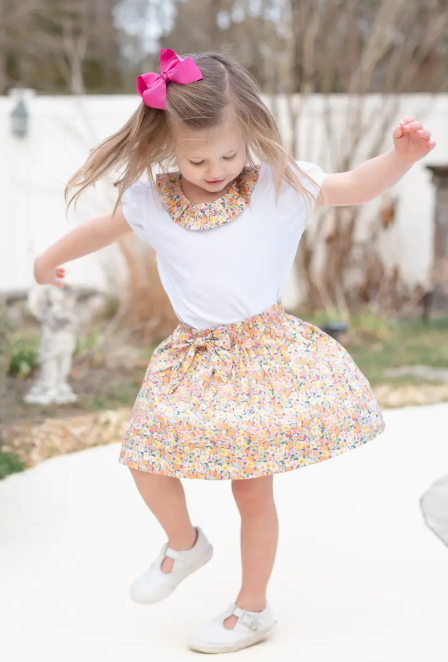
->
[130,544,214,605]
[187,622,277,654]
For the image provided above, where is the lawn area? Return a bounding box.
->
[344,316,448,386]
[299,310,448,386]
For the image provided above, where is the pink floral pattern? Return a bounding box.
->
[156,167,260,230]
[119,302,385,480]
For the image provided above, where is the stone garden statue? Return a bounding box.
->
[24,285,79,406]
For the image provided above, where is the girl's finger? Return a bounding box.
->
[403,120,423,131]
[419,129,431,140]
[393,125,404,139]
[400,115,414,126]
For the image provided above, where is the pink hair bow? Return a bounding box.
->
[137,48,203,110]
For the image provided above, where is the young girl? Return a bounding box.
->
[34,49,435,654]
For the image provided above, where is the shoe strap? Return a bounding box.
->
[164,528,199,563]
[232,605,260,631]
[164,547,180,560]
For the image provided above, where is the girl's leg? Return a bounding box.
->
[130,469,197,572]
[226,475,279,628]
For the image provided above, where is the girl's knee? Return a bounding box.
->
[231,476,274,515]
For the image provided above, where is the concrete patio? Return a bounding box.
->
[1,403,447,661]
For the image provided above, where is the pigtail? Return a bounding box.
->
[65,104,170,210]
[235,89,319,214]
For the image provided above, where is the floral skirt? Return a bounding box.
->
[119,302,385,480]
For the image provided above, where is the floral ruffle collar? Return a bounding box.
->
[155,167,260,231]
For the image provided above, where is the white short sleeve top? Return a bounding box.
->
[122,161,326,330]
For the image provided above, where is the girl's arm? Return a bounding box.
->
[34,208,132,287]
[318,116,436,207]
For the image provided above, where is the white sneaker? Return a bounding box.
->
[187,603,277,654]
[129,527,213,604]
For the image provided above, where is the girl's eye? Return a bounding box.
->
[190,161,204,166]
[223,154,236,161]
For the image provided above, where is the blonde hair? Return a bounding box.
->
[66,51,320,210]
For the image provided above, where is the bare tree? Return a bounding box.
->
[1,0,123,94]
[274,0,448,315]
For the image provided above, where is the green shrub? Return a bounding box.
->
[0,448,25,480]
[9,335,39,378]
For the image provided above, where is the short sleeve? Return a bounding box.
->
[121,181,154,244]
[296,160,326,199]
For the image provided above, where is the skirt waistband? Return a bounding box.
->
[178,301,286,343]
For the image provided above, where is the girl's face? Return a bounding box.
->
[172,109,247,193]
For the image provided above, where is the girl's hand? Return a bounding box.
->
[393,116,436,164]
[34,257,66,288]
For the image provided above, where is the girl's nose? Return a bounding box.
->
[205,166,225,180]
